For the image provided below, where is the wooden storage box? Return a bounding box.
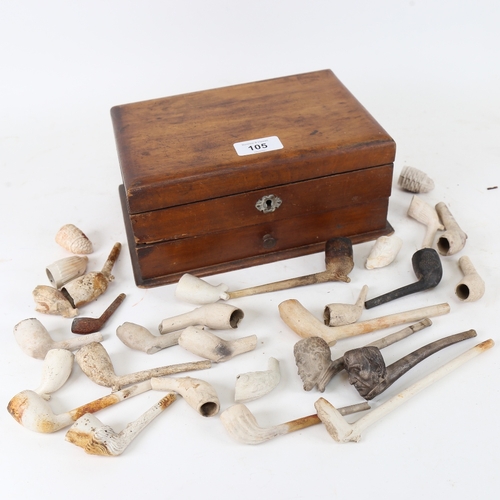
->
[111,69,396,287]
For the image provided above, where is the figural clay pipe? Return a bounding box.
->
[75,341,212,391]
[220,401,370,445]
[294,319,432,392]
[315,339,494,443]
[65,393,177,456]
[175,237,354,304]
[324,285,369,326]
[61,242,121,308]
[435,202,467,256]
[158,303,244,334]
[343,329,477,400]
[455,256,485,302]
[364,248,443,309]
[71,293,126,334]
[34,349,75,400]
[151,376,220,417]
[7,379,154,433]
[278,298,450,346]
[14,318,103,360]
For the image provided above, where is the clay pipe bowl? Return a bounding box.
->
[71,293,126,334]
[364,248,443,309]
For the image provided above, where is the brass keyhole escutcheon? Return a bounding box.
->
[255,194,282,213]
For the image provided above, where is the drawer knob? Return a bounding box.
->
[262,234,277,249]
[256,194,282,213]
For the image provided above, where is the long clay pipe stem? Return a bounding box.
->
[71,293,126,334]
[279,299,450,346]
[315,339,494,443]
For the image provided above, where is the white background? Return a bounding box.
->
[1,1,499,499]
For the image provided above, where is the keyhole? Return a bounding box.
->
[266,199,273,209]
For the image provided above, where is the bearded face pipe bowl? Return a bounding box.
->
[158,303,244,334]
[364,248,443,310]
[294,319,432,392]
[456,256,485,302]
[151,376,220,416]
[14,318,103,359]
[34,349,74,400]
[75,341,212,391]
[278,298,450,346]
[71,293,126,334]
[344,329,477,400]
[323,285,368,327]
[65,393,177,456]
[7,379,154,433]
[117,322,183,354]
[407,196,444,248]
[435,202,467,256]
[315,339,494,443]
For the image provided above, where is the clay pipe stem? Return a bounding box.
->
[220,401,370,445]
[314,339,494,443]
[226,237,354,299]
[101,242,122,277]
[7,379,154,433]
[71,293,126,334]
[364,248,443,309]
[279,299,450,346]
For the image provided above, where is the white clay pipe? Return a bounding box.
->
[435,202,467,256]
[314,339,494,443]
[7,379,154,433]
[14,318,103,360]
[323,285,369,326]
[34,349,74,400]
[151,376,220,417]
[234,357,281,403]
[117,322,184,354]
[65,393,177,456]
[178,326,258,362]
[365,235,403,270]
[220,401,370,445]
[75,341,212,391]
[46,255,89,289]
[159,303,244,334]
[279,299,450,346]
[455,256,485,302]
[407,195,444,248]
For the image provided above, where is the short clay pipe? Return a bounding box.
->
[219,401,370,445]
[158,303,244,334]
[364,248,443,309]
[14,318,103,359]
[151,376,220,416]
[175,237,353,304]
[407,196,444,248]
[455,256,485,302]
[343,329,477,400]
[61,242,121,308]
[65,393,177,456]
[71,293,126,334]
[234,358,281,403]
[435,202,467,256]
[75,341,212,391]
[294,318,432,392]
[324,285,369,326]
[315,339,494,443]
[278,298,450,346]
[117,322,183,354]
[178,326,258,362]
[7,379,154,433]
[34,349,75,400]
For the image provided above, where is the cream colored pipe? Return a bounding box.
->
[278,299,450,346]
[323,285,368,326]
[117,322,184,354]
[455,256,485,302]
[34,349,74,400]
[435,202,467,256]
[407,196,444,248]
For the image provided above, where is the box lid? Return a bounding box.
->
[111,69,395,215]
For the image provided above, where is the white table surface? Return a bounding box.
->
[1,2,499,499]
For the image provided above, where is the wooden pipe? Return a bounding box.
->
[71,293,126,334]
[364,248,443,309]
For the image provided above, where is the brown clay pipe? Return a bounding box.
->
[71,293,126,334]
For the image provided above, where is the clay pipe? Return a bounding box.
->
[344,329,477,400]
[175,237,353,304]
[294,319,432,392]
[234,357,281,403]
[7,379,154,433]
[364,248,443,309]
[61,242,121,308]
[278,298,450,346]
[178,326,257,362]
[455,256,485,302]
[75,341,212,391]
[34,349,75,400]
[117,322,183,354]
[158,303,244,334]
[407,196,444,248]
[13,318,103,360]
[219,401,370,445]
[65,393,177,456]
[70,293,126,334]
[435,202,467,256]
[324,285,369,326]
[314,339,494,443]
